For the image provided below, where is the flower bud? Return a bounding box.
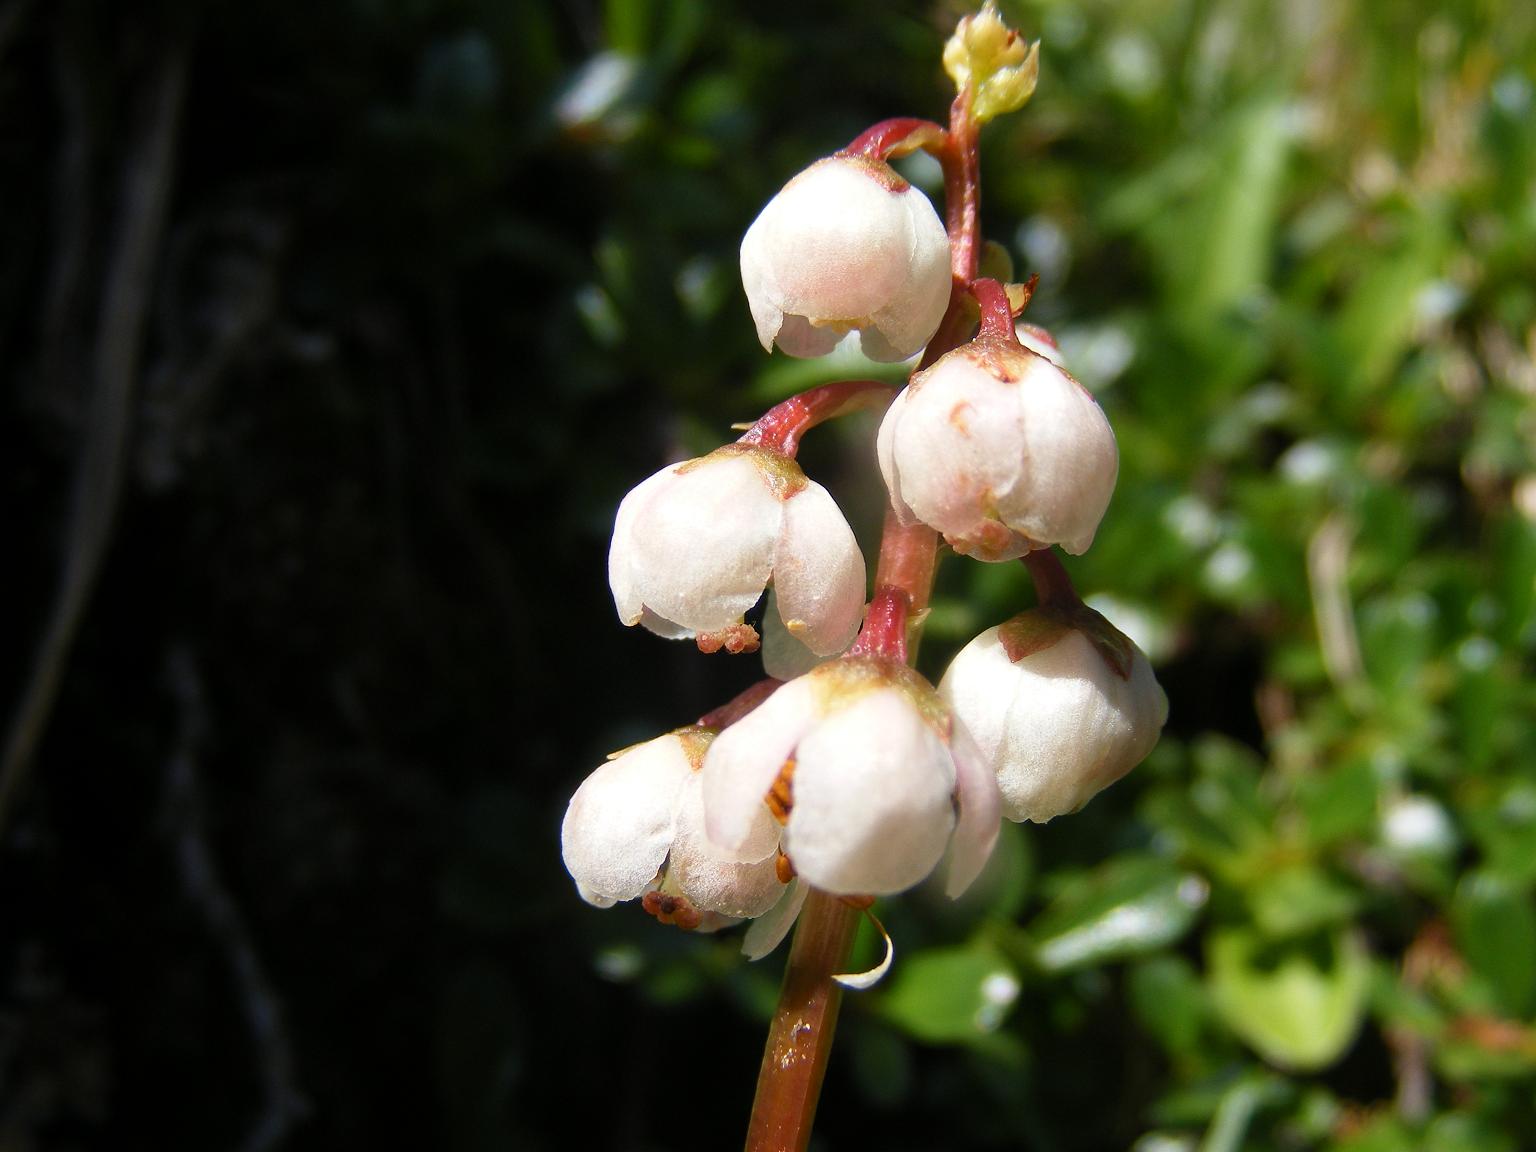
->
[608,444,866,654]
[876,338,1118,559]
[702,657,1000,898]
[938,607,1167,823]
[560,728,785,923]
[739,155,951,363]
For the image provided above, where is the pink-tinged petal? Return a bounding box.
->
[630,452,783,633]
[608,465,683,626]
[559,734,693,904]
[944,715,1003,897]
[667,774,785,918]
[994,356,1118,556]
[742,879,808,961]
[740,216,786,352]
[785,690,955,895]
[773,481,866,656]
[738,156,949,362]
[832,909,894,989]
[701,677,818,856]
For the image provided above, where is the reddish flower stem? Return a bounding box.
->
[971,277,1018,342]
[744,82,987,1152]
[741,888,864,1152]
[738,378,894,457]
[917,90,983,371]
[1023,548,1081,609]
[846,585,911,662]
[843,117,948,162]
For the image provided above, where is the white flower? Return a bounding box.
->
[701,657,1000,897]
[608,444,866,654]
[740,154,952,363]
[877,338,1118,560]
[938,607,1167,823]
[560,727,785,926]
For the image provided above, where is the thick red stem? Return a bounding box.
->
[738,379,893,457]
[843,117,948,162]
[744,79,989,1152]
[972,278,1018,342]
[1023,548,1082,609]
[847,585,911,662]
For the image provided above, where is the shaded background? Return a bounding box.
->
[3,0,1535,1149]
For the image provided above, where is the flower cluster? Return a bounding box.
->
[561,3,1167,984]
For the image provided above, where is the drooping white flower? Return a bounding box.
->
[560,727,785,927]
[740,154,952,363]
[608,444,866,654]
[701,657,1000,898]
[877,337,1118,560]
[938,605,1167,823]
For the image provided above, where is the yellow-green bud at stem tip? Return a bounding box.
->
[943,2,1041,125]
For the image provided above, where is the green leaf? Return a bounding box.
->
[1208,927,1369,1071]
[1030,856,1207,973]
[1246,865,1360,940]
[1451,870,1536,1017]
[1129,954,1210,1057]
[877,944,1020,1044]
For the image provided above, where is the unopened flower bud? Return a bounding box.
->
[739,155,951,362]
[877,338,1118,559]
[560,728,784,921]
[938,606,1167,823]
[702,658,999,898]
[609,444,866,654]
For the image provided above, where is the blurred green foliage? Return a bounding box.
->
[3,0,1535,1149]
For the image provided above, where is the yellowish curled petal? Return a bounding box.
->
[943,1,1041,125]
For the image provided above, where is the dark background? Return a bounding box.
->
[4,1,1535,1149]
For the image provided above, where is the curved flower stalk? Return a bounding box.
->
[877,280,1119,560]
[939,551,1167,821]
[740,154,952,362]
[560,724,786,928]
[702,651,1000,901]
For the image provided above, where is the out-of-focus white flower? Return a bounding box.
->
[608,444,866,654]
[939,606,1166,822]
[560,727,785,928]
[701,657,1000,897]
[877,337,1118,560]
[739,155,951,362]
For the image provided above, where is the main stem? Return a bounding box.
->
[742,84,982,1152]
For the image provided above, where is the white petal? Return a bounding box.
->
[944,715,1002,897]
[629,453,782,633]
[739,156,949,362]
[701,676,818,855]
[760,588,832,680]
[995,357,1118,556]
[560,734,693,903]
[772,482,866,656]
[772,313,844,359]
[742,879,808,961]
[784,690,955,895]
[876,354,1032,559]
[608,465,683,626]
[862,189,952,362]
[945,629,1163,823]
[739,216,786,352]
[667,773,785,918]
